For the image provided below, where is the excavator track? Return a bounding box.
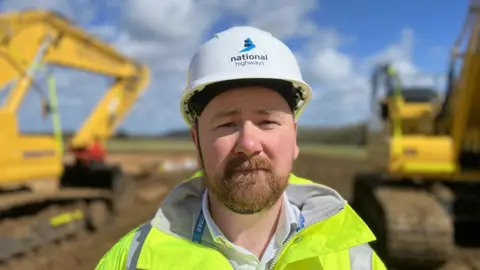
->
[353,174,455,269]
[0,188,114,266]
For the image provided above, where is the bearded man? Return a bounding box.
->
[95,25,386,270]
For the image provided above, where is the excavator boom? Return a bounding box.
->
[438,2,480,167]
[0,10,150,148]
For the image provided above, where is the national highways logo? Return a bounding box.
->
[230,37,268,67]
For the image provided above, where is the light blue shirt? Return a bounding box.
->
[202,190,301,269]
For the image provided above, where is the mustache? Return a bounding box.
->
[224,155,272,174]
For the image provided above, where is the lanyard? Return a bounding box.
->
[296,214,305,232]
[191,209,305,244]
[192,209,206,243]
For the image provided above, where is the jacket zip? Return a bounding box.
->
[268,203,345,270]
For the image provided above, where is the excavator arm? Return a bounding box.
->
[436,2,480,168]
[0,10,150,150]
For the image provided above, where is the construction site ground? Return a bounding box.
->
[3,150,480,270]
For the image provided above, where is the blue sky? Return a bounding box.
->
[0,0,472,134]
[321,0,468,72]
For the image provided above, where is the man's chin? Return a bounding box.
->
[206,170,289,214]
[223,198,275,215]
[221,188,284,214]
[230,177,270,192]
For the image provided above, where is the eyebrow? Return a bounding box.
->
[210,108,279,124]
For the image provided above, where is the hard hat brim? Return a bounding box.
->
[180,74,312,127]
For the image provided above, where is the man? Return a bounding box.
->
[95,26,386,270]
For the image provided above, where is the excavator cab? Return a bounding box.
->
[392,87,438,102]
[0,110,63,193]
[372,63,441,135]
[380,86,439,120]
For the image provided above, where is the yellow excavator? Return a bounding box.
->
[0,10,149,262]
[352,1,480,269]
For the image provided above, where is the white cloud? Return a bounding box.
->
[298,27,446,128]
[229,0,319,39]
[1,0,443,134]
[313,48,354,83]
[361,28,446,89]
[364,29,416,74]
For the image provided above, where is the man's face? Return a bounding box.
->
[191,86,299,214]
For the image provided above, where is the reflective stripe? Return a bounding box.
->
[349,243,373,270]
[126,222,152,270]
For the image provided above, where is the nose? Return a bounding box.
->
[234,121,262,156]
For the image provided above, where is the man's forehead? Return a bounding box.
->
[198,85,294,122]
[213,87,288,105]
[215,108,280,116]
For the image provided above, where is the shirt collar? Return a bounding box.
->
[201,189,299,245]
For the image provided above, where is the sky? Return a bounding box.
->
[0,0,471,135]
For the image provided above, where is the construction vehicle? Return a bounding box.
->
[352,1,480,269]
[0,10,150,262]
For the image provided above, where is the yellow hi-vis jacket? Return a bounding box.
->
[95,172,387,270]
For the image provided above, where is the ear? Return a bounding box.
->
[293,120,299,160]
[190,126,202,167]
[190,126,198,147]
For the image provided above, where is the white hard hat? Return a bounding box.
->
[180,26,312,127]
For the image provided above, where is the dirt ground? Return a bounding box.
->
[0,169,193,270]
[3,151,479,269]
